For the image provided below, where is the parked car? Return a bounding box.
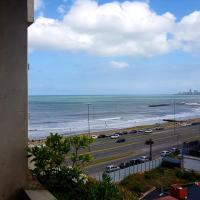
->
[98,134,106,138]
[160,150,170,157]
[119,162,126,169]
[119,162,130,169]
[129,130,137,134]
[130,159,141,165]
[138,155,149,163]
[110,134,120,139]
[116,138,126,143]
[145,129,153,133]
[91,135,98,139]
[106,165,120,173]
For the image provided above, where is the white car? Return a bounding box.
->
[170,147,178,153]
[106,165,120,173]
[145,129,153,133]
[91,135,98,139]
[160,150,170,157]
[110,134,120,139]
[138,155,149,162]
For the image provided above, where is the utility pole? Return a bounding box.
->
[88,104,91,151]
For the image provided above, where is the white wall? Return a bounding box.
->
[182,156,200,173]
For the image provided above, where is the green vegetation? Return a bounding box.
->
[28,133,136,200]
[120,167,200,197]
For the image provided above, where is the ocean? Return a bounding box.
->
[29,95,200,139]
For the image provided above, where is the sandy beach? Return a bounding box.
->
[28,117,200,146]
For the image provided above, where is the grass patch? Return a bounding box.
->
[120,167,200,197]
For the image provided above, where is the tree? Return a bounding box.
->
[70,135,95,168]
[28,133,70,177]
[145,138,154,160]
[88,172,123,200]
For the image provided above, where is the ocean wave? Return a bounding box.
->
[185,102,200,106]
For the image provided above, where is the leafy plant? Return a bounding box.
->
[28,133,70,177]
[69,135,94,168]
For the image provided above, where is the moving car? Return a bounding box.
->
[138,155,149,163]
[110,134,120,139]
[129,130,137,134]
[116,138,126,143]
[155,127,164,130]
[160,150,170,157]
[91,135,98,139]
[145,129,153,133]
[138,129,145,133]
[106,165,120,173]
[98,134,106,138]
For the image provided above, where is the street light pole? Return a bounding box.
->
[88,103,91,152]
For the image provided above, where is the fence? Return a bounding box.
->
[97,158,162,182]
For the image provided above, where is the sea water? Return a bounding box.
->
[29,95,200,139]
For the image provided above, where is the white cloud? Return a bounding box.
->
[110,61,129,69]
[28,0,200,57]
[57,4,66,15]
[174,11,200,52]
[34,0,43,11]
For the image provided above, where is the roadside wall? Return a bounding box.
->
[0,0,33,199]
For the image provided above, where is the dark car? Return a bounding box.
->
[98,134,106,138]
[155,127,164,130]
[119,162,130,169]
[122,131,128,135]
[116,138,126,143]
[130,159,141,165]
[129,130,137,134]
[119,162,126,169]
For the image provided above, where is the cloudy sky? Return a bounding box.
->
[29,0,200,95]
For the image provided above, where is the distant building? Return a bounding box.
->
[177,89,200,95]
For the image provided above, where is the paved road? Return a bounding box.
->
[84,125,200,177]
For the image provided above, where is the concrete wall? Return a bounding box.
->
[0,0,31,199]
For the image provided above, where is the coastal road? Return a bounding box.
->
[84,125,200,177]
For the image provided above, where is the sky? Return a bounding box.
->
[29,0,200,95]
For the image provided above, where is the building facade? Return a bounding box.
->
[0,0,33,199]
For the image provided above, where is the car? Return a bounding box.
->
[119,162,130,169]
[138,129,145,133]
[130,159,141,165]
[129,130,137,134]
[122,131,128,135]
[138,155,149,163]
[116,138,126,143]
[170,147,179,153]
[155,127,164,130]
[98,134,106,138]
[160,150,170,157]
[106,165,120,173]
[145,129,153,133]
[91,135,98,139]
[110,134,120,139]
[119,162,126,169]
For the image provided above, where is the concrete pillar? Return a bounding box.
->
[0,0,33,199]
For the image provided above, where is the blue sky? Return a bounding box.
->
[29,0,200,95]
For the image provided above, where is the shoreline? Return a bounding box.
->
[28,117,200,146]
